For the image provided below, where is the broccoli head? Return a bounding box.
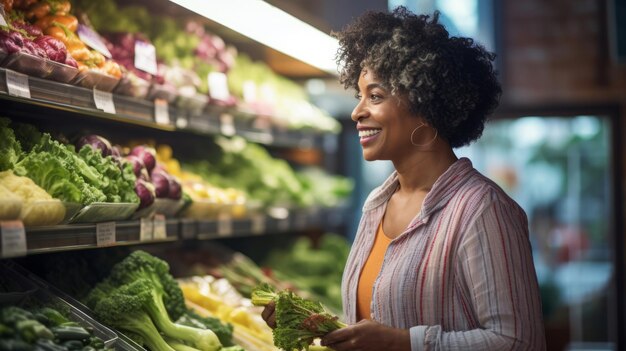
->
[108,250,186,321]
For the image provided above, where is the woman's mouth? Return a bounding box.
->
[358,129,381,145]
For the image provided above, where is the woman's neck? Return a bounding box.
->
[392,143,458,194]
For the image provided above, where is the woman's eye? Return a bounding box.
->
[355,94,362,100]
[370,94,382,101]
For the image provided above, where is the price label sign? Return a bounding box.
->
[251,214,265,235]
[96,222,116,247]
[208,72,230,101]
[154,99,170,125]
[1,221,26,258]
[220,113,236,136]
[140,217,154,241]
[217,213,233,237]
[153,214,167,240]
[93,89,116,114]
[135,41,158,75]
[6,70,31,99]
[77,24,112,58]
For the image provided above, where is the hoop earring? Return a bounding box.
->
[410,124,438,147]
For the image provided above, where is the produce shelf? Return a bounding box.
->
[0,206,347,258]
[0,68,334,150]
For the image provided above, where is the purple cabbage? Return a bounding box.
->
[130,145,157,172]
[167,176,182,200]
[65,55,78,68]
[111,145,123,158]
[135,178,156,210]
[124,155,148,178]
[77,135,113,157]
[22,39,47,58]
[11,21,43,38]
[150,169,170,198]
[0,30,25,54]
[34,35,67,63]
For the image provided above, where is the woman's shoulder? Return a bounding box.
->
[457,167,526,215]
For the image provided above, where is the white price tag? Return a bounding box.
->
[135,41,158,75]
[208,72,230,101]
[153,214,167,240]
[1,221,26,258]
[6,70,30,99]
[217,213,233,237]
[140,217,154,241]
[277,217,289,232]
[251,214,265,235]
[220,113,236,136]
[0,5,8,26]
[93,89,115,114]
[96,222,116,247]
[154,99,170,125]
[77,24,112,58]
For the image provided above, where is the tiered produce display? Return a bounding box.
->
[0,118,352,224]
[0,0,352,350]
[0,0,340,133]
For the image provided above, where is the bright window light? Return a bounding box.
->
[168,0,339,75]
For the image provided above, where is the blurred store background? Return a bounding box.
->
[266,0,626,349]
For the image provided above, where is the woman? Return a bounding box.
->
[264,7,545,351]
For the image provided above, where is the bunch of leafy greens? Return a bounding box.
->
[0,119,138,205]
[85,251,232,351]
[251,283,346,351]
[14,133,107,204]
[263,234,350,312]
[78,145,138,203]
[184,136,305,208]
[0,118,21,171]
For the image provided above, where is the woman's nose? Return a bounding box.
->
[351,101,367,122]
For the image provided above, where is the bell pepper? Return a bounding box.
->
[36,14,78,32]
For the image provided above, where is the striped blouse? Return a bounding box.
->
[341,158,546,350]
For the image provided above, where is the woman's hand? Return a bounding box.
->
[320,320,410,351]
[261,301,277,328]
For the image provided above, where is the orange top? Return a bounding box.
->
[356,221,392,320]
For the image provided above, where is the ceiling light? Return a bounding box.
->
[168,0,339,75]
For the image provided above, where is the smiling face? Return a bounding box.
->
[352,68,422,162]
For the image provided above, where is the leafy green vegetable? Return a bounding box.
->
[86,251,222,351]
[14,152,85,203]
[263,234,350,312]
[184,136,305,207]
[89,281,176,351]
[251,283,346,351]
[177,310,234,347]
[78,145,138,203]
[0,117,21,171]
[12,122,42,153]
